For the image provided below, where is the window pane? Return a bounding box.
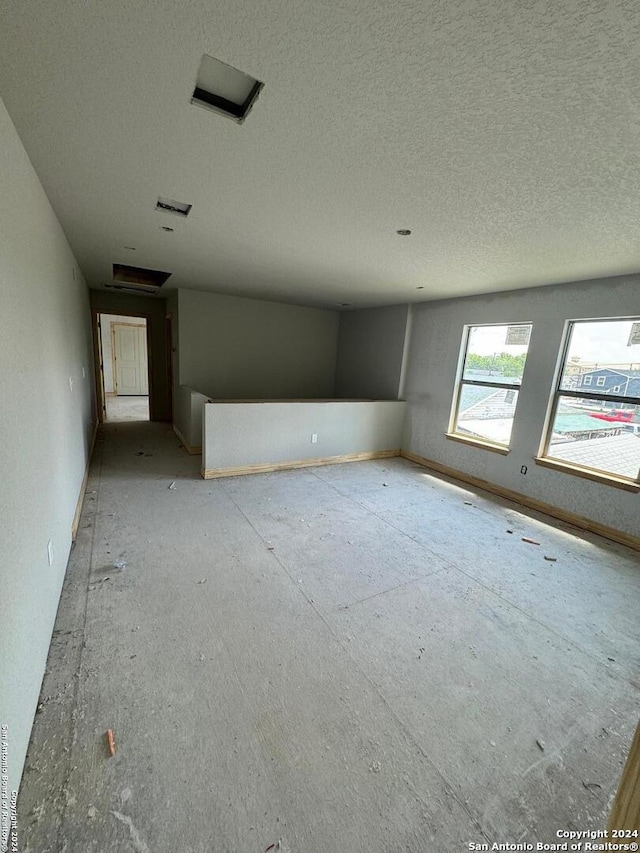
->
[559,319,640,398]
[462,324,531,385]
[455,383,519,445]
[547,395,640,480]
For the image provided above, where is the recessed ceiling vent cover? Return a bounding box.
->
[191,53,264,123]
[156,197,192,217]
[110,264,172,294]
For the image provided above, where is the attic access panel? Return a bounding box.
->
[111,264,172,294]
[191,53,264,123]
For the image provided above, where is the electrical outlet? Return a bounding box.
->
[520,465,528,475]
[311,433,318,444]
[47,540,54,567]
[68,376,73,392]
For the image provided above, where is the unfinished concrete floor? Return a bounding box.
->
[19,422,640,852]
[105,395,149,422]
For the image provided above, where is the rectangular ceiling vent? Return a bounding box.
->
[191,53,264,123]
[110,263,172,294]
[156,197,192,217]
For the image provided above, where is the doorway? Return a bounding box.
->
[98,313,150,422]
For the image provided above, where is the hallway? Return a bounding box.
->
[17,422,640,852]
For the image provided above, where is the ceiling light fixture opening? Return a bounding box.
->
[191,53,264,123]
[156,197,192,217]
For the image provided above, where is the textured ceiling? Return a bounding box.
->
[1,0,639,307]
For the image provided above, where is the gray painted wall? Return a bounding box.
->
[178,289,339,399]
[0,96,96,796]
[403,275,640,538]
[203,401,406,473]
[174,385,208,450]
[335,305,409,399]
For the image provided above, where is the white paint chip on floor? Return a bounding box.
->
[17,421,640,851]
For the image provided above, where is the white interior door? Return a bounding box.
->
[114,324,148,395]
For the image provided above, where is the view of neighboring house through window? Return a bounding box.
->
[450,323,532,448]
[542,318,640,483]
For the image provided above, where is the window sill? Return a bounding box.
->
[445,433,510,455]
[535,456,640,493]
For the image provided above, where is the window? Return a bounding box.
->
[449,323,532,449]
[541,318,640,485]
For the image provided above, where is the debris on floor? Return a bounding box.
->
[582,781,602,791]
[536,739,545,751]
[106,729,116,757]
[113,559,127,571]
[543,556,557,562]
[197,578,207,584]
[506,529,513,534]
[369,760,382,773]
[168,481,176,490]
[464,501,473,506]
[522,537,540,545]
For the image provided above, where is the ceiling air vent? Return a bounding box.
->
[191,53,264,123]
[108,264,172,295]
[156,197,192,217]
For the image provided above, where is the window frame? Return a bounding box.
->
[447,322,532,452]
[538,318,640,489]
[596,376,606,387]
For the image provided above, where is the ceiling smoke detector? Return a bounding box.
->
[191,53,264,123]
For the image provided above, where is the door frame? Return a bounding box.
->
[165,313,174,420]
[92,308,154,423]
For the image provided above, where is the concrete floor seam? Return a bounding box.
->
[349,487,638,690]
[318,605,495,844]
[326,569,449,617]
[217,470,492,840]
